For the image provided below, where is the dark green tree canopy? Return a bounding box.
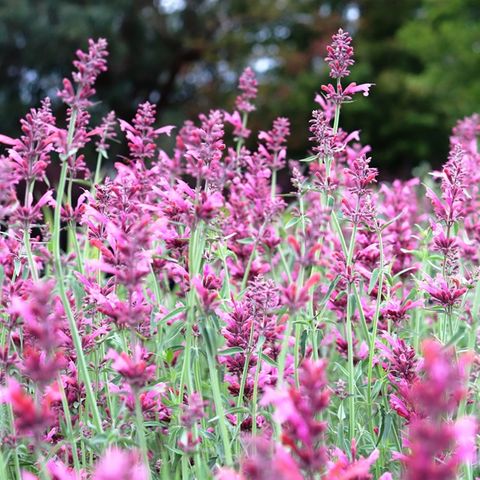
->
[0,0,479,177]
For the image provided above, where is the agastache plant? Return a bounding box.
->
[0,28,478,480]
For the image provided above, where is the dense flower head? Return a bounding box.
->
[377,333,419,384]
[325,442,380,480]
[401,340,476,479]
[1,378,60,436]
[412,340,470,417]
[262,359,330,473]
[6,97,56,185]
[95,111,117,154]
[119,102,175,163]
[344,155,378,196]
[380,178,421,275]
[426,144,467,226]
[185,109,225,182]
[0,153,19,220]
[107,347,155,390]
[380,296,423,326]
[421,274,467,309]
[309,110,336,160]
[58,38,108,108]
[236,67,258,113]
[258,117,290,170]
[403,417,477,480]
[325,28,355,79]
[10,280,64,351]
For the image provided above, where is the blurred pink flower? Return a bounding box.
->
[92,448,148,480]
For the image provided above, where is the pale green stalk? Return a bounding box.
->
[251,350,262,437]
[58,374,81,475]
[271,168,277,200]
[235,113,249,156]
[53,109,103,433]
[0,449,7,480]
[24,180,39,281]
[7,406,21,480]
[344,220,358,443]
[366,229,385,444]
[206,346,233,466]
[135,393,151,480]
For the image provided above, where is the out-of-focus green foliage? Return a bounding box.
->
[0,0,478,177]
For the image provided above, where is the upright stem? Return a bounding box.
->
[0,449,7,480]
[135,392,151,480]
[58,374,81,476]
[240,223,266,292]
[206,348,233,466]
[93,149,105,192]
[53,109,103,433]
[271,168,277,200]
[252,338,264,437]
[235,113,249,156]
[367,228,384,440]
[24,179,39,281]
[7,406,21,480]
[24,229,39,281]
[344,220,358,442]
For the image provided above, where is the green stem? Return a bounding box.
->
[206,350,233,466]
[240,222,266,292]
[366,229,384,442]
[135,393,151,479]
[344,220,358,444]
[236,319,256,412]
[251,345,263,438]
[345,289,356,443]
[0,449,7,480]
[24,179,39,281]
[240,238,260,292]
[58,374,81,475]
[7,406,21,480]
[235,113,249,157]
[69,221,84,274]
[271,168,277,200]
[24,229,39,281]
[53,110,103,433]
[458,280,480,419]
[178,222,204,401]
[93,149,104,193]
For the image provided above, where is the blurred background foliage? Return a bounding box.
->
[0,0,479,178]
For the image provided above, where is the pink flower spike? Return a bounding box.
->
[325,28,355,79]
[235,67,258,113]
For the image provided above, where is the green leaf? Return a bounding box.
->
[318,275,340,309]
[218,347,244,356]
[160,307,187,325]
[444,327,466,347]
[299,155,317,163]
[380,210,405,231]
[284,216,300,229]
[368,268,380,294]
[259,353,277,368]
[237,237,255,245]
